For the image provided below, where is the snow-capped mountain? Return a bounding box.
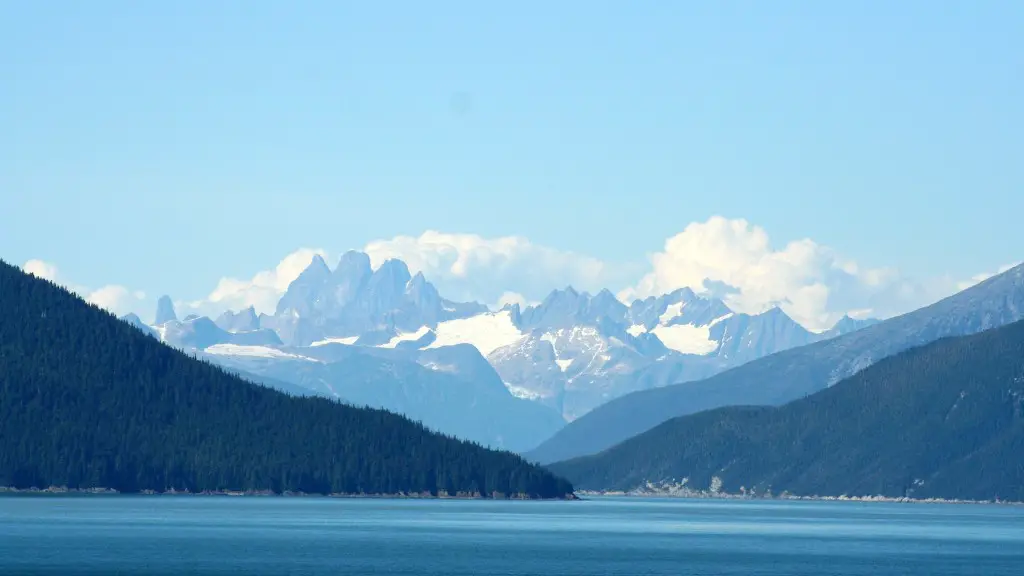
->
[257,251,488,347]
[484,287,834,420]
[128,252,876,442]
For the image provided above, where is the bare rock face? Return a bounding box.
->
[154,295,177,325]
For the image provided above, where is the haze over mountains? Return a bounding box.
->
[123,250,882,452]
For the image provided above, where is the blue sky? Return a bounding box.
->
[2,1,1022,328]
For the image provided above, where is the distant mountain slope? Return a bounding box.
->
[549,318,1024,502]
[528,263,1024,464]
[0,260,573,498]
[204,341,565,453]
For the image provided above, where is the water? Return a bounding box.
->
[1,495,1022,575]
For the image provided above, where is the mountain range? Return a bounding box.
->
[126,250,880,451]
[0,259,573,498]
[548,315,1024,502]
[527,262,1024,463]
[11,246,1024,503]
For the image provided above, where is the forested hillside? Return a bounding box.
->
[0,260,573,498]
[549,319,1024,501]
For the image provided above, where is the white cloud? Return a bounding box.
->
[170,222,1013,331]
[23,259,59,281]
[180,248,328,317]
[363,231,637,306]
[86,286,147,317]
[21,259,145,317]
[620,216,982,332]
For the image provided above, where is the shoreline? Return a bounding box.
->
[575,489,1023,506]
[0,485,578,501]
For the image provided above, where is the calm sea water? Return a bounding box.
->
[1,495,1022,575]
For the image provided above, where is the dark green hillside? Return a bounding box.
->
[0,260,573,498]
[549,320,1024,501]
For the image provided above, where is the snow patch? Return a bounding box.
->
[419,361,457,373]
[659,302,685,324]
[427,310,524,356]
[651,323,719,355]
[205,343,320,362]
[380,326,432,349]
[556,358,574,372]
[707,313,734,327]
[626,324,647,337]
[503,382,544,400]
[310,336,359,347]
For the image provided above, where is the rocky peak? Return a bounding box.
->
[215,305,260,333]
[587,288,628,323]
[154,295,177,325]
[332,251,373,309]
[404,271,442,315]
[301,254,331,281]
[275,256,332,317]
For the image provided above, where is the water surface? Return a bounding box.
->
[1,495,1022,575]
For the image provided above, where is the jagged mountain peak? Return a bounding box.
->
[154,295,177,325]
[823,313,881,338]
[215,305,261,333]
[121,312,144,324]
[374,258,411,279]
[538,286,585,306]
[759,306,789,320]
[666,286,698,302]
[306,254,331,275]
[262,253,489,346]
[335,250,371,272]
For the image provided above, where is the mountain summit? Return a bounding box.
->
[154,295,177,325]
[263,253,487,346]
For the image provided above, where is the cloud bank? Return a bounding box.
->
[619,216,967,331]
[25,217,1017,331]
[363,231,638,308]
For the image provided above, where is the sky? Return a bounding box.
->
[2,1,1022,331]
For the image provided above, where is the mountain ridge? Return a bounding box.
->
[547,317,1024,502]
[527,262,1024,463]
